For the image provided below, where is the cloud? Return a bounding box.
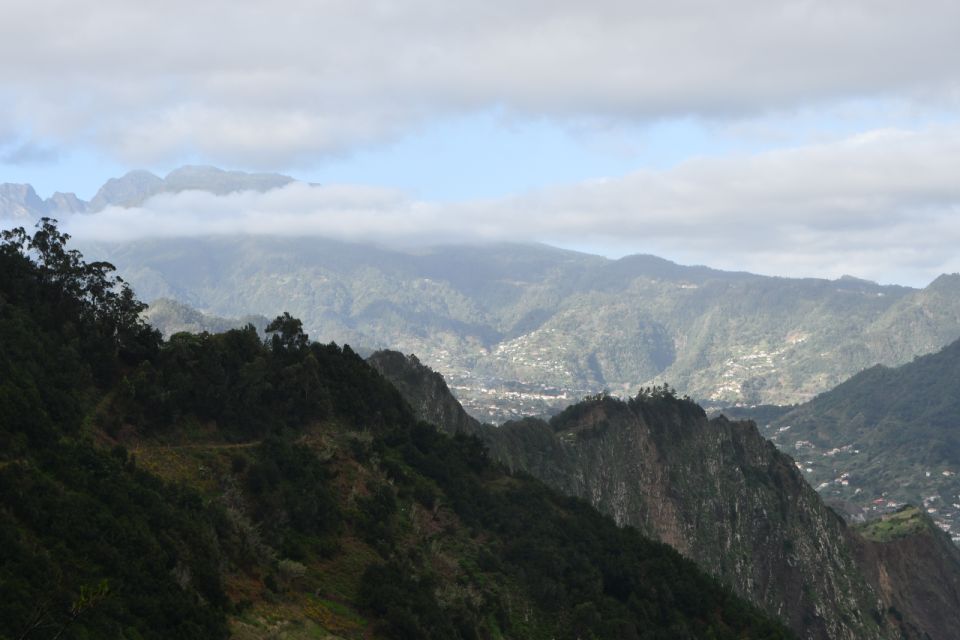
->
[3,1,960,165]
[1,140,59,165]
[62,123,960,287]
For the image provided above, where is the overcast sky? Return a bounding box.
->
[2,0,960,286]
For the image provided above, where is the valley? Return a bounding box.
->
[768,421,960,542]
[5,215,960,639]
[1,226,802,639]
[725,338,960,543]
[126,231,960,543]
[7,2,960,637]
[92,233,960,425]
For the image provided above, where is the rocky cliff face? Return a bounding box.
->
[371,350,960,640]
[853,507,960,640]
[367,350,486,437]
[497,397,885,640]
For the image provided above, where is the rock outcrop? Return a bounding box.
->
[371,349,960,640]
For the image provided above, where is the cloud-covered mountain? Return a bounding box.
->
[0,165,293,219]
[8,127,960,286]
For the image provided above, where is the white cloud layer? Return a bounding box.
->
[64,124,960,287]
[3,0,960,164]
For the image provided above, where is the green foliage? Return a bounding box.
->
[764,337,960,527]
[856,506,932,542]
[548,386,705,438]
[354,480,399,547]
[0,219,160,450]
[113,323,413,438]
[1,219,160,376]
[0,221,224,638]
[266,311,310,355]
[0,445,228,639]
[358,558,465,640]
[245,436,341,555]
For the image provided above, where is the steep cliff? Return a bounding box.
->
[371,350,960,640]
[502,397,885,640]
[367,350,485,437]
[853,507,960,640]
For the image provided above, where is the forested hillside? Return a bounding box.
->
[0,220,793,639]
[749,337,960,540]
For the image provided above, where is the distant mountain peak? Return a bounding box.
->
[1,165,298,219]
[838,274,878,285]
[89,170,165,210]
[163,165,294,196]
[927,272,960,291]
[0,182,87,219]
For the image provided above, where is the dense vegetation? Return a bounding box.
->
[0,220,792,639]
[1,220,228,638]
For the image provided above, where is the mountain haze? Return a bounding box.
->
[9,168,960,421]
[85,234,960,421]
[143,297,271,337]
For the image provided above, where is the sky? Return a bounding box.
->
[2,0,960,286]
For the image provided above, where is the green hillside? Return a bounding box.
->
[1,221,793,639]
[739,337,960,540]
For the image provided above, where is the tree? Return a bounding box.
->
[266,312,309,354]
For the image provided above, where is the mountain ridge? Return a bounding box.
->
[0,165,295,219]
[98,234,960,419]
[369,349,960,640]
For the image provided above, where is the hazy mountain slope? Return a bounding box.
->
[88,169,166,210]
[144,297,270,337]
[750,336,960,540]
[8,169,960,420]
[84,235,960,421]
[862,273,960,362]
[371,350,960,640]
